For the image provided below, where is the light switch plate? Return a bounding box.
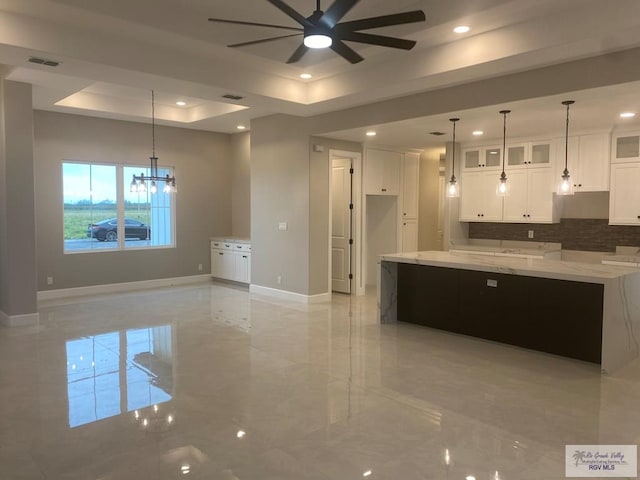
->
[278,222,288,231]
[487,279,498,288]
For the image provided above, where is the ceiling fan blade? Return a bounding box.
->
[208,17,303,32]
[338,31,416,50]
[320,0,360,28]
[331,39,364,64]
[334,10,426,33]
[266,0,313,27]
[286,43,310,64]
[229,33,303,48]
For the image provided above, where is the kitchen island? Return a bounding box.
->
[378,251,640,373]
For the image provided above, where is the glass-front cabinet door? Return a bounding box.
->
[506,144,527,167]
[530,142,552,166]
[463,149,481,169]
[484,147,501,168]
[612,133,640,162]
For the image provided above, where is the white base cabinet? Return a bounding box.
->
[211,240,251,283]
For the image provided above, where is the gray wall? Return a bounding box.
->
[418,148,444,251]
[309,137,362,295]
[0,81,37,316]
[34,111,233,291]
[230,131,250,238]
[250,114,313,295]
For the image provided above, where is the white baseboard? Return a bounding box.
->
[0,310,40,327]
[38,274,213,301]
[249,285,331,303]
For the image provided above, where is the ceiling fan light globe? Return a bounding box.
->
[304,34,332,49]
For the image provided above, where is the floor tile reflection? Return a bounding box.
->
[1,282,640,479]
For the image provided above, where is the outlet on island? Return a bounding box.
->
[277,275,282,285]
[528,230,534,239]
[47,276,53,285]
[198,263,203,271]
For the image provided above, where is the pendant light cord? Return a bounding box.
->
[562,100,574,173]
[501,111,507,174]
[151,90,156,159]
[449,118,459,181]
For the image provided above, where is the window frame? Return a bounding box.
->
[62,160,176,255]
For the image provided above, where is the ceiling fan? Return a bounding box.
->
[208,0,426,64]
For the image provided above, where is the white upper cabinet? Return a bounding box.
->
[505,141,553,170]
[459,170,504,222]
[462,146,502,170]
[612,132,640,163]
[609,162,640,225]
[503,167,557,223]
[365,148,401,195]
[553,133,610,192]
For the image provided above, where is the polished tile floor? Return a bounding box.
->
[2,282,640,479]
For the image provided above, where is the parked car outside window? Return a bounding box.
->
[87,218,150,242]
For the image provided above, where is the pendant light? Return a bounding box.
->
[446,117,460,198]
[496,109,511,197]
[557,100,575,195]
[130,90,177,194]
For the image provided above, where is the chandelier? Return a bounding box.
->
[130,90,177,194]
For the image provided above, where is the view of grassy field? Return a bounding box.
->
[64,206,149,239]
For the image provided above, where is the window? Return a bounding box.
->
[63,161,175,253]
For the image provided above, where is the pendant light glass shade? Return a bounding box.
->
[446,117,460,198]
[496,110,511,197]
[557,100,575,196]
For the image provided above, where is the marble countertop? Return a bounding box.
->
[210,237,251,244]
[449,240,561,256]
[601,247,640,264]
[380,250,640,284]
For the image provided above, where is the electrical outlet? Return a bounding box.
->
[277,275,282,285]
[198,263,203,271]
[528,230,534,239]
[47,276,53,285]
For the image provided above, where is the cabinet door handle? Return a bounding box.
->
[527,214,531,218]
[523,214,526,218]
[403,222,406,226]
[403,212,406,216]
[242,255,248,258]
[480,214,484,217]
[578,184,582,187]
[218,252,223,255]
[381,188,387,192]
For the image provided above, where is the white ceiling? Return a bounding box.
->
[1,0,640,145]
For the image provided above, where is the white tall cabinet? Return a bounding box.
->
[401,152,420,252]
[610,131,640,225]
[364,147,421,289]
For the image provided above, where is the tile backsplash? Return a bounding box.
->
[468,218,640,252]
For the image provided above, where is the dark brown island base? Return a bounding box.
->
[378,251,640,373]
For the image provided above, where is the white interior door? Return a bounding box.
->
[331,157,352,294]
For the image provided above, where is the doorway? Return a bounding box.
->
[329,150,363,295]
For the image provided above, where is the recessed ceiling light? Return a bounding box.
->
[620,112,636,118]
[237,125,247,130]
[300,73,312,79]
[176,101,187,106]
[236,430,246,438]
[472,130,484,136]
[363,471,372,477]
[366,131,377,137]
[453,25,470,34]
